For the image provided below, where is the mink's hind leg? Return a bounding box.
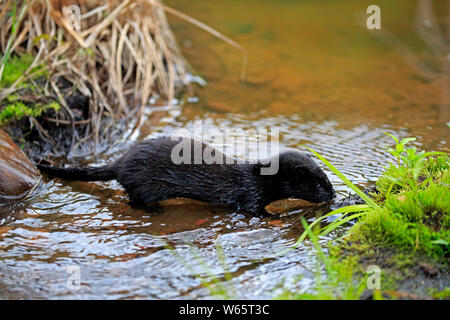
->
[123,182,165,205]
[124,187,157,212]
[125,185,168,214]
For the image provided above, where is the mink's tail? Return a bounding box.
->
[37,163,117,181]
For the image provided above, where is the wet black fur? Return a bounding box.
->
[37,136,335,215]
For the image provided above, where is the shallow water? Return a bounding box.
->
[0,0,449,299]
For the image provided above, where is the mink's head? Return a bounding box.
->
[275,151,335,203]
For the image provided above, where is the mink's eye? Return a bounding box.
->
[317,183,322,189]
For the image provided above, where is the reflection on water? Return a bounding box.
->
[0,0,448,299]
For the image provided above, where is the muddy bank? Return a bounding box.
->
[3,89,122,164]
[359,249,450,300]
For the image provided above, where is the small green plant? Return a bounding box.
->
[383,133,444,188]
[375,134,446,201]
[385,134,416,166]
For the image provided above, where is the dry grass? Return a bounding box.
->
[0,0,247,159]
[0,0,190,157]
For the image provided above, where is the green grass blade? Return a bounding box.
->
[303,146,379,208]
[300,218,332,273]
[384,133,399,144]
[417,151,447,161]
[400,137,416,145]
[294,205,369,245]
[320,212,365,237]
[276,205,370,257]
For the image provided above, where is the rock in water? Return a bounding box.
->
[0,129,40,203]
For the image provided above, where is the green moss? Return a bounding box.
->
[0,53,53,126]
[426,155,450,175]
[0,100,60,125]
[323,153,449,298]
[286,136,449,299]
[350,154,450,259]
[0,53,47,87]
[373,165,408,200]
[432,288,450,299]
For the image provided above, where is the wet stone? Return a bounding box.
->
[0,129,40,202]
